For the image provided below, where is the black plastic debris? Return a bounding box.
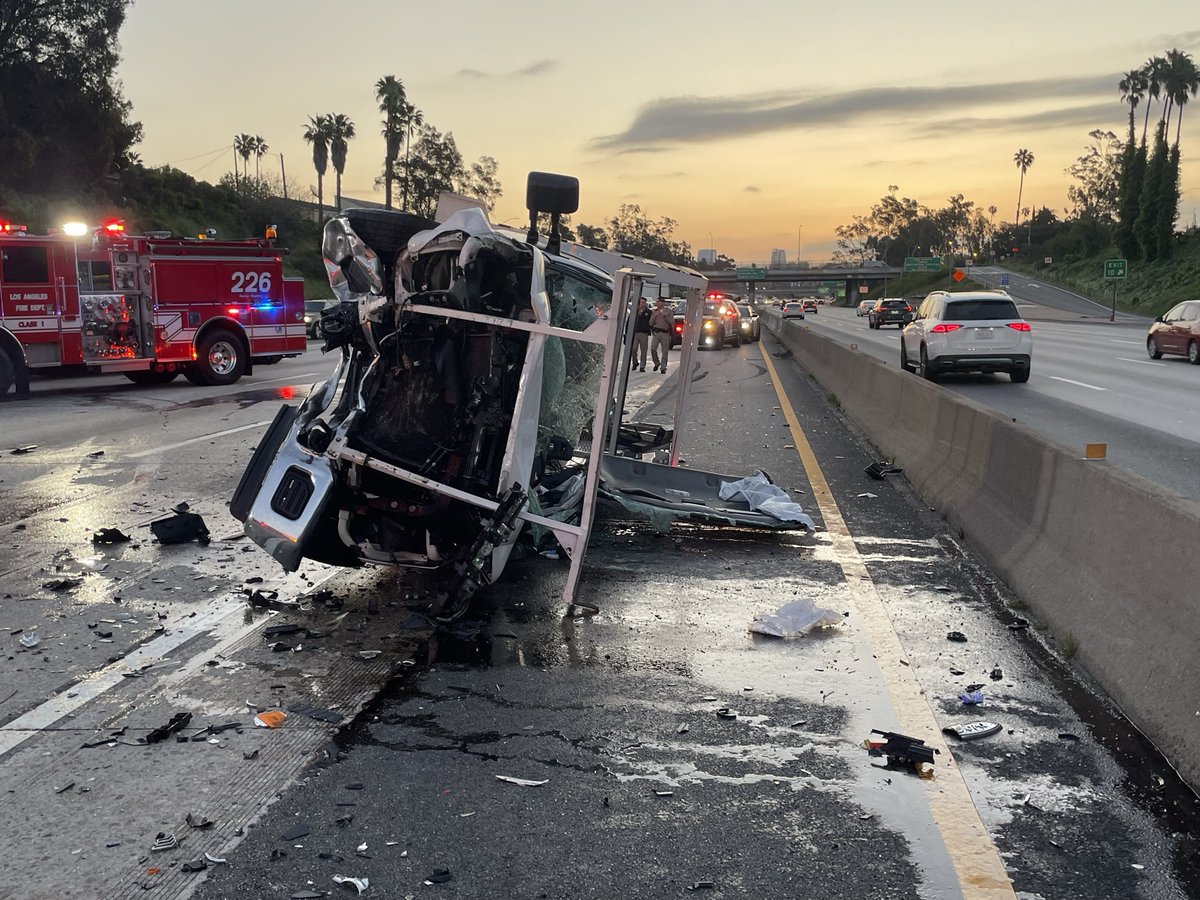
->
[172,502,191,513]
[335,813,354,827]
[292,893,324,900]
[144,712,192,744]
[946,631,968,643]
[185,812,214,829]
[1058,732,1081,742]
[865,729,939,768]
[289,704,343,724]
[55,781,75,794]
[43,578,82,592]
[181,859,207,873]
[150,511,210,545]
[426,869,453,884]
[942,721,1002,741]
[1008,618,1029,631]
[949,668,966,676]
[92,528,132,544]
[990,667,1004,681]
[688,882,716,892]
[263,624,307,639]
[716,708,738,719]
[281,824,311,841]
[344,783,365,791]
[864,461,903,480]
[11,445,37,455]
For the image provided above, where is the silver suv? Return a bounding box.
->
[900,290,1032,383]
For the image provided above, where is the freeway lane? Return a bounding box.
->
[793,304,1200,508]
[970,265,1148,324]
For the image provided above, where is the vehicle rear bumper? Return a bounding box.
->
[930,353,1030,373]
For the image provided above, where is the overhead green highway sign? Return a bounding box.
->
[903,257,942,272]
[735,267,766,280]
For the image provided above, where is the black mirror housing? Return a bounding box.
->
[526,172,579,215]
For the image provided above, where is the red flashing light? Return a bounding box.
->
[1006,322,1032,332]
[227,307,241,315]
[103,220,125,233]
[930,323,962,333]
[1,222,27,234]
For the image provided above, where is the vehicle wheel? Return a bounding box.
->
[868,319,876,329]
[1189,341,1200,365]
[900,340,916,373]
[124,370,179,385]
[920,346,938,381]
[0,346,14,396]
[1147,337,1163,359]
[1010,366,1030,383]
[191,330,247,386]
[343,208,435,261]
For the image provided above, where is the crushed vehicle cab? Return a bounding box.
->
[233,173,814,620]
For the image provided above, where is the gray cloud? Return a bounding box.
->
[912,102,1120,136]
[744,185,761,193]
[454,59,559,80]
[594,74,1117,149]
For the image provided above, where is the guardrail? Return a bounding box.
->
[764,312,1200,790]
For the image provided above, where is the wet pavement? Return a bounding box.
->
[2,346,1198,899]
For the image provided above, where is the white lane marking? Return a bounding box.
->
[250,372,318,386]
[1111,339,1140,345]
[1047,375,1106,391]
[127,420,272,458]
[1116,356,1167,368]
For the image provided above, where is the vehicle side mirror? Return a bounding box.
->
[526,172,579,215]
[1155,314,1165,323]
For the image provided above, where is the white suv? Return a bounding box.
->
[900,290,1031,383]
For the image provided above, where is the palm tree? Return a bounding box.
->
[329,114,356,212]
[303,114,333,223]
[375,75,407,209]
[1013,149,1034,224]
[252,136,269,181]
[1119,68,1146,132]
[1164,49,1199,147]
[233,133,255,187]
[1141,56,1167,143]
[400,100,424,209]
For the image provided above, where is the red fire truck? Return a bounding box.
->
[0,223,306,394]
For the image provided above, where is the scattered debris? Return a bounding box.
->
[254,710,287,729]
[358,650,382,660]
[333,874,370,894]
[280,824,311,841]
[144,712,192,745]
[424,869,453,885]
[676,723,689,734]
[150,833,177,852]
[688,882,716,892]
[18,634,40,649]
[43,577,82,592]
[55,781,76,794]
[1008,618,1030,631]
[262,624,307,639]
[92,527,131,544]
[181,859,207,873]
[942,721,1002,741]
[959,691,985,706]
[864,461,903,480]
[990,667,1004,681]
[864,729,939,772]
[1058,732,1081,742]
[856,492,879,499]
[150,511,210,545]
[946,631,968,643]
[716,708,738,720]
[654,790,674,797]
[11,445,37,455]
[185,813,214,829]
[495,775,548,787]
[749,599,842,638]
[949,668,965,676]
[243,749,260,760]
[172,501,191,513]
[292,893,324,900]
[204,852,227,865]
[289,704,343,724]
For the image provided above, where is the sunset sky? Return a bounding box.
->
[118,1,1200,263]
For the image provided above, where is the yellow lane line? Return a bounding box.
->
[759,343,1015,899]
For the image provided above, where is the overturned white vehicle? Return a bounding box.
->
[232,173,811,619]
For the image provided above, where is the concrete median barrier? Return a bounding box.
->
[765,314,1200,790]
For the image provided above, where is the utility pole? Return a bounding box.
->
[279,153,288,200]
[797,225,803,264]
[232,144,238,191]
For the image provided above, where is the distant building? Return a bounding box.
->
[697,248,716,265]
[770,248,787,268]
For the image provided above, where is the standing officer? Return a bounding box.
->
[632,298,651,372]
[649,298,673,373]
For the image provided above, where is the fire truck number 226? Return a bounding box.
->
[0,223,307,396]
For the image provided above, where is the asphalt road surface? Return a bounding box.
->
[1,338,1197,899]
[798,286,1200,509]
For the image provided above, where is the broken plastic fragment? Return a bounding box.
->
[280,824,311,841]
[150,511,210,545]
[92,527,131,544]
[254,710,287,728]
[688,882,716,892]
[946,631,968,643]
[750,599,842,638]
[18,634,40,649]
[864,461,903,480]
[856,492,878,499]
[424,869,452,884]
[942,721,1002,741]
[959,691,985,706]
[494,775,548,787]
[150,832,177,852]
[333,874,370,894]
[144,712,192,744]
[653,790,674,797]
[358,650,382,659]
[990,667,1003,681]
[716,708,738,719]
[181,859,207,873]
[185,812,214,829]
[204,852,227,865]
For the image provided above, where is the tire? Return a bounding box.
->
[920,346,938,381]
[124,370,179,385]
[343,208,435,261]
[191,329,247,386]
[1189,341,1200,365]
[1147,337,1163,359]
[1010,366,1030,383]
[0,346,14,397]
[900,339,916,373]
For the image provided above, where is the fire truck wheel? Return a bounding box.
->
[190,330,247,386]
[0,347,14,397]
[124,370,179,385]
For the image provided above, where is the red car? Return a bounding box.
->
[1147,300,1200,363]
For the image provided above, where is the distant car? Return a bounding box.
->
[304,299,333,338]
[856,300,873,317]
[868,298,914,329]
[699,298,741,349]
[900,290,1031,383]
[1147,300,1200,363]
[782,301,805,320]
[736,303,761,342]
[802,299,818,314]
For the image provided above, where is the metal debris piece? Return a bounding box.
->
[11,445,37,454]
[358,650,382,659]
[333,874,370,894]
[654,790,674,797]
[150,832,177,852]
[1058,733,1081,742]
[292,892,324,900]
[949,668,965,676]
[495,775,548,787]
[185,812,214,829]
[856,492,879,499]
[750,599,841,638]
[942,721,1002,741]
[676,723,689,734]
[262,624,306,639]
[149,511,210,545]
[55,781,76,794]
[243,749,259,760]
[864,461,903,480]
[204,852,227,865]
